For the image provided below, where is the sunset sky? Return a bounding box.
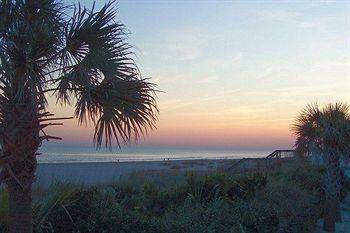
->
[46,1,350,150]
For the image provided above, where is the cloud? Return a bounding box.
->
[160,99,196,113]
[254,7,319,29]
[257,66,289,81]
[196,75,218,84]
[162,27,209,61]
[160,89,241,113]
[231,52,243,63]
[170,43,201,61]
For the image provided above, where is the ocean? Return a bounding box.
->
[38,145,273,163]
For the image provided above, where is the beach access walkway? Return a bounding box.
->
[226,149,296,173]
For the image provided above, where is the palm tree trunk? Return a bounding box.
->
[323,152,342,232]
[323,196,338,232]
[7,177,33,233]
[0,96,41,233]
[2,156,37,233]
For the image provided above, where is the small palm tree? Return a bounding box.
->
[0,1,158,232]
[292,103,350,232]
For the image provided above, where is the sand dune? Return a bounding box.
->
[34,159,237,188]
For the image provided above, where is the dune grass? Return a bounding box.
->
[0,161,349,233]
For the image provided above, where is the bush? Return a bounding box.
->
[36,172,266,232]
[236,181,321,233]
[38,187,91,232]
[0,161,338,233]
[270,161,324,196]
[260,182,320,233]
[185,171,267,203]
[235,200,278,233]
[33,184,78,232]
[141,183,170,216]
[230,172,267,200]
[42,186,155,233]
[156,198,242,233]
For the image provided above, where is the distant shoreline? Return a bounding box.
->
[37,148,271,164]
[36,157,243,164]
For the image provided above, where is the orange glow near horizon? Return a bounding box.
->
[45,117,295,149]
[46,97,297,149]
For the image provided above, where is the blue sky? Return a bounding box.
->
[52,0,350,149]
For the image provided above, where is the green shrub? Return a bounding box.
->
[230,172,267,200]
[156,198,241,233]
[237,181,320,233]
[40,185,156,233]
[33,184,77,233]
[0,162,338,233]
[164,184,188,207]
[141,183,169,216]
[261,182,320,233]
[42,188,96,232]
[185,171,267,203]
[270,161,324,195]
[235,200,278,233]
[112,183,142,211]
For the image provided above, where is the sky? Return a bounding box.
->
[46,0,350,150]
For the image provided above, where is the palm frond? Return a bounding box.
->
[57,0,133,92]
[292,103,321,156]
[0,0,66,107]
[319,102,350,154]
[0,0,159,151]
[292,102,350,157]
[55,1,158,149]
[76,78,158,149]
[0,0,14,37]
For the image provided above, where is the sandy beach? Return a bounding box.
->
[34,159,238,188]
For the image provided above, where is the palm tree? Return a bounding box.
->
[292,103,350,232]
[0,1,158,232]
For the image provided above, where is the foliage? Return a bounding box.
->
[292,103,350,231]
[39,186,150,232]
[259,182,319,233]
[185,171,267,202]
[0,162,343,232]
[33,184,78,233]
[228,172,267,200]
[139,183,168,216]
[156,199,242,233]
[0,0,159,149]
[270,161,325,197]
[235,199,278,233]
[0,1,158,231]
[236,181,321,233]
[292,103,350,159]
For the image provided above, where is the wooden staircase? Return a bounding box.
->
[226,150,295,173]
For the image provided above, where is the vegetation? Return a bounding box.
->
[1,161,347,233]
[292,103,350,231]
[0,0,348,232]
[0,1,158,232]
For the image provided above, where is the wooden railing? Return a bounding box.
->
[226,150,295,173]
[266,150,295,159]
